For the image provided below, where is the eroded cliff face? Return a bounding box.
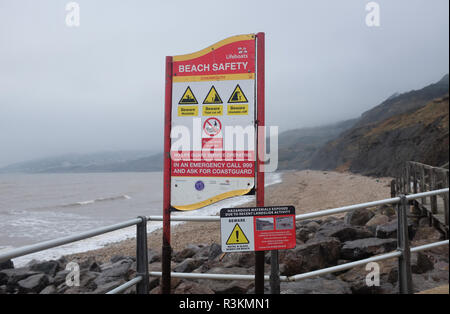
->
[310,95,449,177]
[277,75,449,176]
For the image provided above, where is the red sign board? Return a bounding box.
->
[220,206,296,252]
[169,34,257,210]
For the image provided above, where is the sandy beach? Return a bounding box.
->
[66,170,392,263]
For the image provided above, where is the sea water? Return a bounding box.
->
[0,172,282,266]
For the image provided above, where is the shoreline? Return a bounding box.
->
[10,172,282,266]
[65,170,392,263]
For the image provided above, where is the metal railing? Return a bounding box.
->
[0,188,448,294]
[394,161,449,227]
[0,216,151,294]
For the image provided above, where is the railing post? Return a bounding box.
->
[136,216,149,294]
[406,163,411,194]
[397,195,413,294]
[162,55,173,294]
[412,164,418,194]
[444,171,449,226]
[412,164,420,214]
[420,166,426,204]
[390,179,396,198]
[429,168,438,214]
[270,250,280,294]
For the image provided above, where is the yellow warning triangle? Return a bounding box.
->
[226,223,249,245]
[203,86,223,104]
[227,84,248,103]
[179,86,198,105]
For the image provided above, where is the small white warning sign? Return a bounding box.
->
[220,206,296,252]
[220,214,254,252]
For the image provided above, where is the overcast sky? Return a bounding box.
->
[0,0,448,166]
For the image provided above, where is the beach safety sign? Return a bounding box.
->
[170,34,257,210]
[220,206,296,252]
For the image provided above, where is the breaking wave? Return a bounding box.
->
[62,195,131,207]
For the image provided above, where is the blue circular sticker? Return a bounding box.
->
[195,180,205,191]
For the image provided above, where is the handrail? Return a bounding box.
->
[148,240,449,282]
[0,188,448,294]
[106,276,143,295]
[0,218,142,262]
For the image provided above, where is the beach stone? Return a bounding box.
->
[428,267,449,283]
[375,205,396,217]
[75,256,103,273]
[247,283,271,294]
[296,227,315,242]
[190,243,222,264]
[54,269,99,293]
[94,259,133,286]
[53,270,70,286]
[62,286,82,294]
[280,237,341,276]
[338,258,397,294]
[198,267,253,294]
[0,260,14,271]
[366,214,390,228]
[408,273,446,293]
[281,277,351,294]
[109,255,131,264]
[322,216,342,224]
[148,249,161,263]
[340,238,397,261]
[320,217,345,228]
[220,252,254,268]
[410,252,434,274]
[344,208,375,226]
[148,261,177,272]
[296,219,322,228]
[418,217,431,227]
[30,260,60,276]
[413,226,442,242]
[0,268,40,286]
[191,245,210,261]
[56,256,68,269]
[208,279,253,294]
[39,285,57,294]
[208,243,222,261]
[17,273,50,293]
[386,256,438,288]
[79,270,99,291]
[88,261,102,273]
[305,221,321,231]
[173,281,215,294]
[375,219,416,239]
[148,276,160,291]
[173,244,202,263]
[314,225,373,242]
[92,279,126,294]
[173,258,203,273]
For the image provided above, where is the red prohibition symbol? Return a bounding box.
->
[203,117,222,137]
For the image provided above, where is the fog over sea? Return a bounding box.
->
[0,172,281,266]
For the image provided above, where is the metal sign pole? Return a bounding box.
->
[162,56,173,294]
[255,31,265,294]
